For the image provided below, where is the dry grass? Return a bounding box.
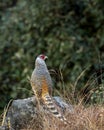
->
[1,102,104,130]
[1,69,104,130]
[23,103,104,130]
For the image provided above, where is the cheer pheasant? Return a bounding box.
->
[30,54,68,124]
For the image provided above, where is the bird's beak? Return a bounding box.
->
[44,56,48,60]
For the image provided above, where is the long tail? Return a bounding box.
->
[42,93,68,124]
[41,78,68,124]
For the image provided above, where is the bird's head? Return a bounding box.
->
[38,54,48,60]
[35,54,48,67]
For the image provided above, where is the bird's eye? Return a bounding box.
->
[40,55,45,59]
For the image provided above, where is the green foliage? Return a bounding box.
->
[91,84,104,104]
[0,0,104,112]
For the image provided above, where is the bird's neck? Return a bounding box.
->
[35,59,47,70]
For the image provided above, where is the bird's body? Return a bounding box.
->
[31,55,52,99]
[30,54,68,124]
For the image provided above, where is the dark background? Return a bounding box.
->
[0,0,104,113]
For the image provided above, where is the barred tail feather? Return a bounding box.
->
[43,94,68,124]
[41,78,69,124]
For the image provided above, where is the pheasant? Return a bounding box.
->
[30,54,68,124]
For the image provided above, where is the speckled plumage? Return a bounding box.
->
[30,54,68,124]
[31,55,53,99]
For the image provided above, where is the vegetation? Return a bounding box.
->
[0,0,104,117]
[27,104,104,130]
[1,102,104,130]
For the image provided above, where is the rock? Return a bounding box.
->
[54,96,73,113]
[0,126,7,130]
[2,96,73,130]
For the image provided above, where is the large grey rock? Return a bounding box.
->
[0,126,8,130]
[1,96,73,130]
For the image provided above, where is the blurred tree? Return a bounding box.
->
[0,0,104,113]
